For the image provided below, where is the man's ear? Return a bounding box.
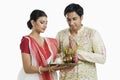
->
[80,15,83,21]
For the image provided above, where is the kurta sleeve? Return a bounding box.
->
[76,31,106,64]
[20,37,30,54]
[56,32,62,53]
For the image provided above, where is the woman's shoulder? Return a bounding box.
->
[45,37,58,46]
[46,37,57,42]
[20,35,30,42]
[20,35,30,54]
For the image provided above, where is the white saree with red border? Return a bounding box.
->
[18,36,58,80]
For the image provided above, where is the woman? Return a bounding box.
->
[56,3,106,80]
[18,9,59,80]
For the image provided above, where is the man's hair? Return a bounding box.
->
[64,3,84,17]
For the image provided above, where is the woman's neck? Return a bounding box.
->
[29,31,41,38]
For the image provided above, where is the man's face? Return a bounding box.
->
[66,11,83,32]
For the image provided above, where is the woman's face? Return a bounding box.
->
[66,11,83,32]
[32,16,48,33]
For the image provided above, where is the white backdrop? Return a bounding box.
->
[0,0,120,80]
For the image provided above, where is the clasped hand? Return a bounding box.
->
[68,35,77,53]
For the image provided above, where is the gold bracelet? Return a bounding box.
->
[48,65,52,72]
[48,66,51,72]
[38,66,42,74]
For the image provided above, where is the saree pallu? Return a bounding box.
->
[18,36,58,80]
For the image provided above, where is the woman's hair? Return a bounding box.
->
[64,3,84,17]
[27,9,47,29]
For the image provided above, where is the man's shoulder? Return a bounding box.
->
[57,28,69,34]
[84,26,97,33]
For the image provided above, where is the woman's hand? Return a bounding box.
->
[48,65,60,72]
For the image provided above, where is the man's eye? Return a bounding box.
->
[40,21,44,24]
[73,18,77,20]
[67,19,70,22]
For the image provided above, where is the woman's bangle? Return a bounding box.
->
[38,66,42,74]
[48,66,51,72]
[48,65,51,72]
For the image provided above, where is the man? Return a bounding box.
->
[56,3,106,80]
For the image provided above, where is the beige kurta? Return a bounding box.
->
[56,26,106,80]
